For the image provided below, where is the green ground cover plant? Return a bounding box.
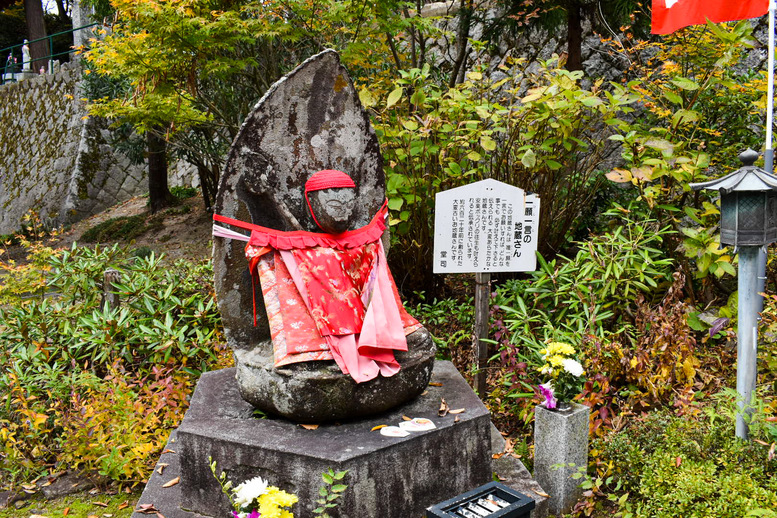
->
[0,490,140,518]
[581,391,777,517]
[0,241,224,488]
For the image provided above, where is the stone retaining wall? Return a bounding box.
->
[0,62,196,235]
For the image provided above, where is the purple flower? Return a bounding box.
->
[539,382,557,409]
[247,511,261,518]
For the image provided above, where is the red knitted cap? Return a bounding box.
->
[305,170,355,193]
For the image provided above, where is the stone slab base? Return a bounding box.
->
[132,362,547,518]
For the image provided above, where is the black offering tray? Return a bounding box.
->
[426,481,535,518]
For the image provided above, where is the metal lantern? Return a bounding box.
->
[689,148,777,440]
[690,148,777,246]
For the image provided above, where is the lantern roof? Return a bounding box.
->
[690,149,777,194]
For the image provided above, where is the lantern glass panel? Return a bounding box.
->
[736,192,767,233]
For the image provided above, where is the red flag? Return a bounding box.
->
[652,0,769,34]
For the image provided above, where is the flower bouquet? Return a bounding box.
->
[537,341,585,410]
[211,458,298,518]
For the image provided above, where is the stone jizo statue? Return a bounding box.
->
[21,40,30,71]
[212,50,435,422]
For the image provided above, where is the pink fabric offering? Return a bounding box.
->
[212,203,421,383]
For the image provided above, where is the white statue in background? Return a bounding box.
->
[21,40,30,71]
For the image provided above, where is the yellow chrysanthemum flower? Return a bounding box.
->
[548,355,565,368]
[545,342,575,357]
[257,487,298,518]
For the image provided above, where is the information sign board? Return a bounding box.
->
[433,179,540,273]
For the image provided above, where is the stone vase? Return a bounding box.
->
[533,402,590,516]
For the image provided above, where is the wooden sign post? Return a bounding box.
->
[433,179,540,396]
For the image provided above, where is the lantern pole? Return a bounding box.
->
[737,245,760,439]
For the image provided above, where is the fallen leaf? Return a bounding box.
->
[29,515,48,518]
[449,408,466,414]
[88,515,99,518]
[492,453,504,459]
[161,449,176,454]
[157,463,169,475]
[496,474,506,481]
[675,456,682,467]
[534,489,550,497]
[156,513,166,518]
[401,415,412,421]
[93,501,109,507]
[754,439,769,446]
[769,442,776,462]
[63,508,70,516]
[454,415,460,423]
[118,502,129,510]
[161,477,180,488]
[300,424,319,430]
[371,425,387,431]
[136,503,159,514]
[40,480,52,487]
[766,416,777,422]
[504,437,515,453]
[125,487,132,494]
[428,382,443,387]
[103,515,113,517]
[89,488,100,495]
[421,391,428,396]
[438,398,449,417]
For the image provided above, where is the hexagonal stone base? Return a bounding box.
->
[167,362,491,518]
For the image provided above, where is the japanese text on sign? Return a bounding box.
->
[434,179,539,273]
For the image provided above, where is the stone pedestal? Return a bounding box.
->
[533,403,590,516]
[133,361,493,518]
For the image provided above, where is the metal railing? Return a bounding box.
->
[1,23,98,84]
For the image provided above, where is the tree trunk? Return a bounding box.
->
[54,0,69,22]
[24,0,47,72]
[448,0,472,87]
[147,128,172,213]
[566,0,583,71]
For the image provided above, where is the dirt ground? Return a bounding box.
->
[50,194,214,262]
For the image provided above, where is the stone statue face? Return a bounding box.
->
[309,187,356,234]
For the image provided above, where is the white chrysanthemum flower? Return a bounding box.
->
[562,358,584,377]
[233,476,269,508]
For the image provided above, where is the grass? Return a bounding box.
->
[0,490,141,518]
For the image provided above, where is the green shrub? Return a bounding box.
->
[0,243,223,487]
[495,211,674,356]
[592,393,777,517]
[368,58,641,293]
[59,364,191,483]
[410,293,473,360]
[170,186,198,199]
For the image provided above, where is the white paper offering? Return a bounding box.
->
[380,426,410,437]
[398,418,437,432]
